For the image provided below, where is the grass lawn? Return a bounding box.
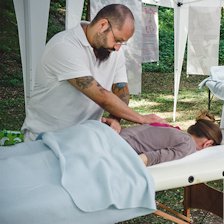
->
[0,72,223,223]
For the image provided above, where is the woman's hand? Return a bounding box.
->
[139,153,148,166]
[101,117,122,133]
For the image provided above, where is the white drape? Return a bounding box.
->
[142,4,159,63]
[187,7,221,75]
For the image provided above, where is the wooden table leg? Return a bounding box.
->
[184,183,223,219]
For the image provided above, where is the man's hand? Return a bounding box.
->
[141,114,166,124]
[101,117,121,133]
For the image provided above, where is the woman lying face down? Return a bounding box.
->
[119,111,222,166]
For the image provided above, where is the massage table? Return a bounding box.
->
[0,120,223,224]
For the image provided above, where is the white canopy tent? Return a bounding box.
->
[13,0,224,120]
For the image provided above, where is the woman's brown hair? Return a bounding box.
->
[187,118,222,146]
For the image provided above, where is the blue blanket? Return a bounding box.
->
[0,120,156,224]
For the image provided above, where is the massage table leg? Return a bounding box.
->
[153,182,223,224]
[183,183,224,219]
[155,201,191,224]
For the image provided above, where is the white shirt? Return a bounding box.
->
[22,23,128,134]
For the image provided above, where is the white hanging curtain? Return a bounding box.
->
[187,6,221,75]
[66,0,85,29]
[142,4,159,63]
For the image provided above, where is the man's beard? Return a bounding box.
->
[93,47,114,64]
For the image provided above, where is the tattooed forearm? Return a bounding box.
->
[112,83,130,105]
[96,82,107,93]
[75,76,94,89]
[109,82,130,122]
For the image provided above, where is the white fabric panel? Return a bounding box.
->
[173,4,189,121]
[65,0,84,29]
[186,0,222,7]
[90,0,142,94]
[142,5,159,63]
[187,7,221,75]
[13,0,50,111]
[142,0,174,8]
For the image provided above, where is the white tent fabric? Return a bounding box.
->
[142,4,159,63]
[65,0,84,29]
[187,6,221,75]
[173,3,189,121]
[143,0,174,8]
[13,0,50,112]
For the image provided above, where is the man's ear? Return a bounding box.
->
[202,139,214,148]
[97,19,109,33]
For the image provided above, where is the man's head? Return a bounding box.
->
[88,4,135,63]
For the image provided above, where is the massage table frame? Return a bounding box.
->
[154,182,223,224]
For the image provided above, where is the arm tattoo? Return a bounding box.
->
[109,82,129,122]
[112,82,130,105]
[96,82,107,93]
[75,76,94,89]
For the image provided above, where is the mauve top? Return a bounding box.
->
[119,124,197,166]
